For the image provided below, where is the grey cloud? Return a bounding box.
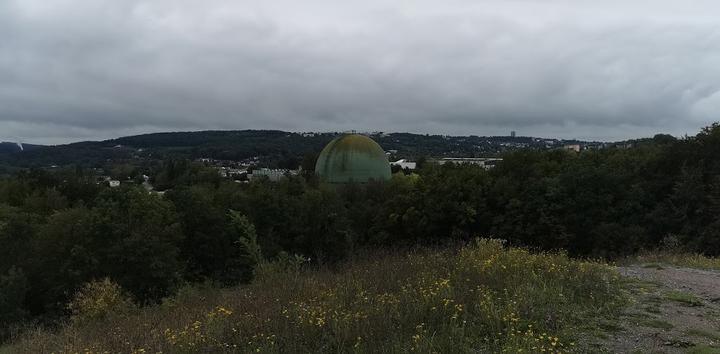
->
[2,0,720,144]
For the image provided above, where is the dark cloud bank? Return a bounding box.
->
[2,0,720,144]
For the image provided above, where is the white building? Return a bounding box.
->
[564,144,581,152]
[248,168,296,182]
[391,159,417,170]
[218,167,248,178]
[108,180,121,188]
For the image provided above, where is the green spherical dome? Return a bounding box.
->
[315,134,391,184]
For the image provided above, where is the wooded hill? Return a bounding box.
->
[0,130,596,172]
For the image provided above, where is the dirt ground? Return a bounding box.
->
[595,265,720,353]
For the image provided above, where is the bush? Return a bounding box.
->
[67,278,135,324]
[0,267,28,339]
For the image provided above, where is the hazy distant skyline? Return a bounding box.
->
[2,0,720,144]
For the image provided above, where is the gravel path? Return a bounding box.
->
[599,265,720,353]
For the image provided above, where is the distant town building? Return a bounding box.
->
[564,144,581,152]
[435,157,503,170]
[391,159,417,170]
[218,167,247,178]
[108,180,121,188]
[511,131,516,138]
[248,168,295,182]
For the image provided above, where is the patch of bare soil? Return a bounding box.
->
[596,265,720,353]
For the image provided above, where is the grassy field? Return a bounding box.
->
[8,239,626,353]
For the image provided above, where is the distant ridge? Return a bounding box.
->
[0,129,625,170]
[0,142,44,154]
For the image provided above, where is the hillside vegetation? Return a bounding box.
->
[8,239,624,353]
[3,124,720,346]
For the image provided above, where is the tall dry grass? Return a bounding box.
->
[9,239,625,353]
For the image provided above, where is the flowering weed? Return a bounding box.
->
[12,239,625,353]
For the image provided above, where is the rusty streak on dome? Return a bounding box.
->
[315,134,391,184]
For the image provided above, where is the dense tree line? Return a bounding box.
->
[2,124,720,340]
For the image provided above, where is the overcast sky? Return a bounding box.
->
[2,0,720,144]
